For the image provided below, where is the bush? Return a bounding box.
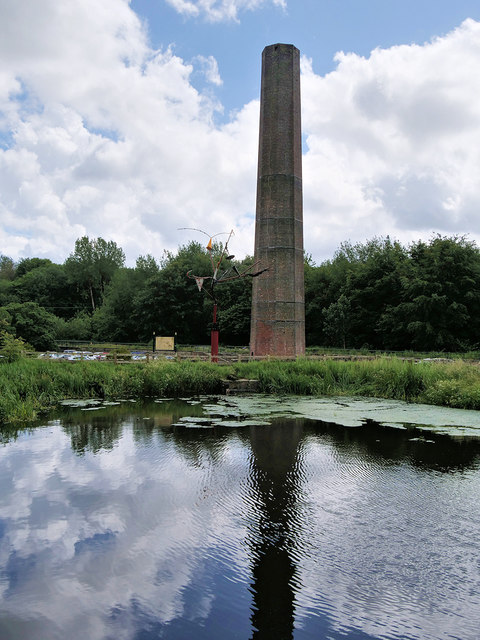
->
[0,330,26,362]
[1,302,58,350]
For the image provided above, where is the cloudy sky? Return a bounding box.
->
[1,0,480,266]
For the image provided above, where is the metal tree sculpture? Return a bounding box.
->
[180,228,267,362]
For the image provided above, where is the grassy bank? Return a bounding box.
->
[234,358,480,408]
[1,357,480,424]
[0,359,226,424]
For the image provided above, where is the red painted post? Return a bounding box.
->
[211,303,219,363]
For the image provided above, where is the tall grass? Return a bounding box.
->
[232,357,480,408]
[1,357,480,424]
[0,359,226,424]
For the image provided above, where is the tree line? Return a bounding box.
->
[1,234,480,352]
[0,236,252,351]
[305,235,480,352]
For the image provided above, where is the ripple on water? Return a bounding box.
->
[2,403,480,640]
[281,434,480,639]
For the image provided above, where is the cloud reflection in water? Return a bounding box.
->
[0,398,479,639]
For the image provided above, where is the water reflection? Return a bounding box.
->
[308,418,480,472]
[0,398,480,639]
[248,420,305,639]
[58,399,205,454]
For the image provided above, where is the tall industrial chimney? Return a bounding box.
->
[250,44,305,357]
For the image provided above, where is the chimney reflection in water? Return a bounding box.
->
[247,419,305,639]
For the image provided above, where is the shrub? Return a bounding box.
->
[0,330,26,362]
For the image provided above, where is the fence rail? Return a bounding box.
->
[51,341,478,360]
[27,348,471,365]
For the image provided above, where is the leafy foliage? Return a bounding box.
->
[322,294,351,348]
[306,235,480,351]
[2,233,480,353]
[11,262,79,319]
[0,255,15,281]
[0,329,26,362]
[65,236,125,311]
[55,312,94,341]
[132,242,212,343]
[94,267,153,342]
[15,257,53,278]
[1,302,58,351]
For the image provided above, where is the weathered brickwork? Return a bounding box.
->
[250,44,305,357]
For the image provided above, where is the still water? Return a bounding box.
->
[1,397,480,640]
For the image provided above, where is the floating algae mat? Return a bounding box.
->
[58,395,480,436]
[173,395,480,436]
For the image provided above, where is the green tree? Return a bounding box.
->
[0,279,15,308]
[305,237,407,348]
[305,256,336,346]
[15,257,52,278]
[0,256,15,281]
[342,237,407,348]
[322,294,352,348]
[306,234,480,352]
[11,263,79,319]
[215,256,254,345]
[132,242,211,343]
[55,312,94,341]
[0,329,26,362]
[135,254,159,278]
[93,267,146,342]
[65,236,125,311]
[1,302,58,351]
[379,236,480,351]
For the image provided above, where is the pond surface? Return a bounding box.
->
[1,396,480,640]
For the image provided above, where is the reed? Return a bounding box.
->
[1,356,480,424]
[0,359,226,424]
[231,357,480,407]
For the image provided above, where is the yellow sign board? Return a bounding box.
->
[155,336,175,351]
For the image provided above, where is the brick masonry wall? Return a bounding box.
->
[250,44,305,356]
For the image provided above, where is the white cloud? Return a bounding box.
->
[0,420,251,640]
[0,0,480,268]
[165,0,286,23]
[0,0,258,264]
[301,18,480,260]
[193,55,223,86]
